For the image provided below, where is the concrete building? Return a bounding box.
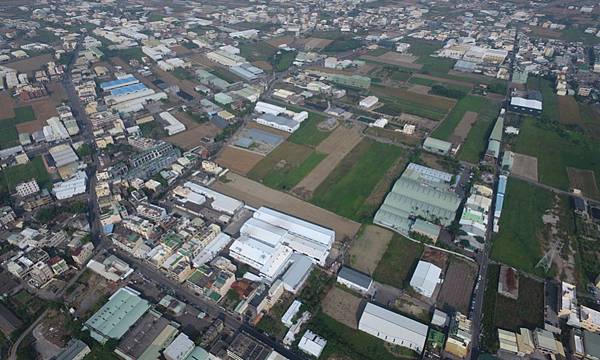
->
[509,97,542,116]
[15,179,39,197]
[409,261,442,298]
[298,330,327,358]
[423,137,452,156]
[163,333,195,360]
[255,113,300,133]
[159,111,186,136]
[55,339,91,360]
[53,171,87,200]
[581,306,600,333]
[337,266,373,293]
[359,302,428,353]
[359,95,379,109]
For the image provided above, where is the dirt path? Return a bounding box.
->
[211,173,361,242]
[449,110,478,145]
[292,125,363,196]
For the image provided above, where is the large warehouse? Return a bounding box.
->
[374,163,461,237]
[409,260,443,298]
[228,207,335,282]
[359,302,428,353]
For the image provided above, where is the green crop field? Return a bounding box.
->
[408,77,472,93]
[272,50,297,72]
[308,311,419,360]
[376,96,448,120]
[287,112,330,147]
[513,118,600,191]
[527,77,559,123]
[0,157,51,195]
[248,142,326,191]
[239,41,277,61]
[490,178,553,275]
[431,96,492,140]
[457,101,502,163]
[0,106,36,149]
[311,139,405,221]
[373,234,423,289]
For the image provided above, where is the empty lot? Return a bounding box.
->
[346,225,393,275]
[449,111,478,145]
[167,122,221,150]
[437,258,477,314]
[567,167,600,199]
[293,125,363,196]
[216,146,264,175]
[512,153,539,182]
[211,172,361,242]
[322,286,363,329]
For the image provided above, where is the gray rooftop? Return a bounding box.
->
[338,266,373,289]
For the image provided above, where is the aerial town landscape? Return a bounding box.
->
[0,0,599,359]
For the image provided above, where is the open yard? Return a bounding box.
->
[4,54,54,74]
[346,225,394,275]
[512,153,539,182]
[567,167,600,199]
[212,173,361,242]
[248,141,326,191]
[310,139,406,222]
[558,96,583,125]
[321,286,363,329]
[437,258,477,314]
[293,124,363,197]
[216,146,264,175]
[166,122,222,150]
[490,178,554,275]
[513,118,600,192]
[373,234,424,289]
[431,96,494,140]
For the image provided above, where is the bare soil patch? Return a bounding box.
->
[293,125,363,196]
[212,172,361,242]
[567,167,600,199]
[166,122,221,150]
[512,153,539,182]
[437,258,477,314]
[322,286,363,329]
[361,54,422,69]
[303,38,333,50]
[449,110,478,145]
[4,54,53,74]
[408,84,431,95]
[346,225,393,275]
[558,96,582,125]
[216,146,265,175]
[0,93,16,119]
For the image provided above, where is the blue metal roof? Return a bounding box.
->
[497,175,507,195]
[100,76,138,90]
[495,193,504,213]
[110,82,147,97]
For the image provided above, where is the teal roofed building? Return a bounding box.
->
[485,115,504,160]
[84,287,151,344]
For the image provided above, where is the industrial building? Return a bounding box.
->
[423,137,452,156]
[84,287,151,344]
[409,261,443,298]
[359,95,379,109]
[337,266,373,293]
[255,113,301,133]
[52,171,87,200]
[174,182,244,216]
[114,309,179,360]
[298,330,327,358]
[228,207,335,282]
[509,96,542,116]
[159,111,186,135]
[485,112,504,161]
[230,63,264,80]
[358,302,428,353]
[55,339,91,360]
[100,75,139,91]
[374,163,461,236]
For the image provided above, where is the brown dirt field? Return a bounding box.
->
[170,45,193,56]
[398,113,438,131]
[216,146,264,175]
[411,73,474,88]
[211,172,361,242]
[371,85,456,111]
[558,96,582,125]
[0,93,16,119]
[266,36,295,47]
[346,225,393,275]
[449,111,478,145]
[321,286,363,329]
[408,84,431,95]
[567,167,600,199]
[47,82,68,104]
[360,54,423,69]
[167,124,221,150]
[364,155,409,211]
[437,258,477,314]
[303,38,333,50]
[530,26,563,40]
[376,52,418,64]
[512,153,539,182]
[420,247,449,270]
[293,125,363,195]
[16,97,59,133]
[419,152,449,173]
[249,141,314,180]
[4,54,54,74]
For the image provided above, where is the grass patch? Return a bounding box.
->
[513,118,600,191]
[0,106,36,149]
[172,67,194,80]
[494,275,545,330]
[409,77,471,92]
[307,311,419,360]
[104,47,145,62]
[527,76,559,123]
[311,139,405,221]
[248,142,326,191]
[457,102,502,162]
[239,41,277,62]
[480,264,500,353]
[207,67,240,84]
[323,38,363,53]
[373,234,423,289]
[272,50,297,72]
[418,56,456,74]
[0,157,50,196]
[256,294,295,339]
[287,114,329,147]
[432,96,492,140]
[490,178,553,275]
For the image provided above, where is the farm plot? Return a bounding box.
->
[361,54,423,69]
[321,286,363,329]
[287,112,331,147]
[310,139,406,221]
[558,96,583,125]
[293,124,363,197]
[167,122,222,150]
[248,141,326,191]
[437,258,477,314]
[0,93,16,119]
[303,37,333,50]
[0,106,36,148]
[457,101,502,163]
[512,153,539,182]
[212,173,361,242]
[216,146,264,175]
[449,111,478,145]
[490,178,553,275]
[346,225,394,275]
[371,85,455,121]
[373,234,424,289]
[494,275,545,331]
[431,96,492,140]
[567,167,600,199]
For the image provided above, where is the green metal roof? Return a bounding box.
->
[84,287,150,344]
[489,117,504,142]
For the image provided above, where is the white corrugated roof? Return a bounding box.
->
[510,97,542,110]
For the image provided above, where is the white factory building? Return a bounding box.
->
[159,111,186,135]
[173,182,244,215]
[52,171,87,200]
[409,261,443,298]
[255,113,301,133]
[359,95,379,109]
[228,207,335,282]
[359,302,428,353]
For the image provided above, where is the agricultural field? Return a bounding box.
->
[321,286,363,329]
[513,118,600,193]
[370,85,454,121]
[216,147,264,175]
[247,141,326,191]
[557,96,582,125]
[431,96,494,140]
[490,178,554,275]
[457,101,502,163]
[0,106,36,149]
[307,311,419,360]
[239,41,277,62]
[287,111,331,147]
[346,225,394,275]
[310,139,406,221]
[373,234,424,289]
[527,77,559,123]
[408,76,472,93]
[494,275,545,331]
[437,258,478,314]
